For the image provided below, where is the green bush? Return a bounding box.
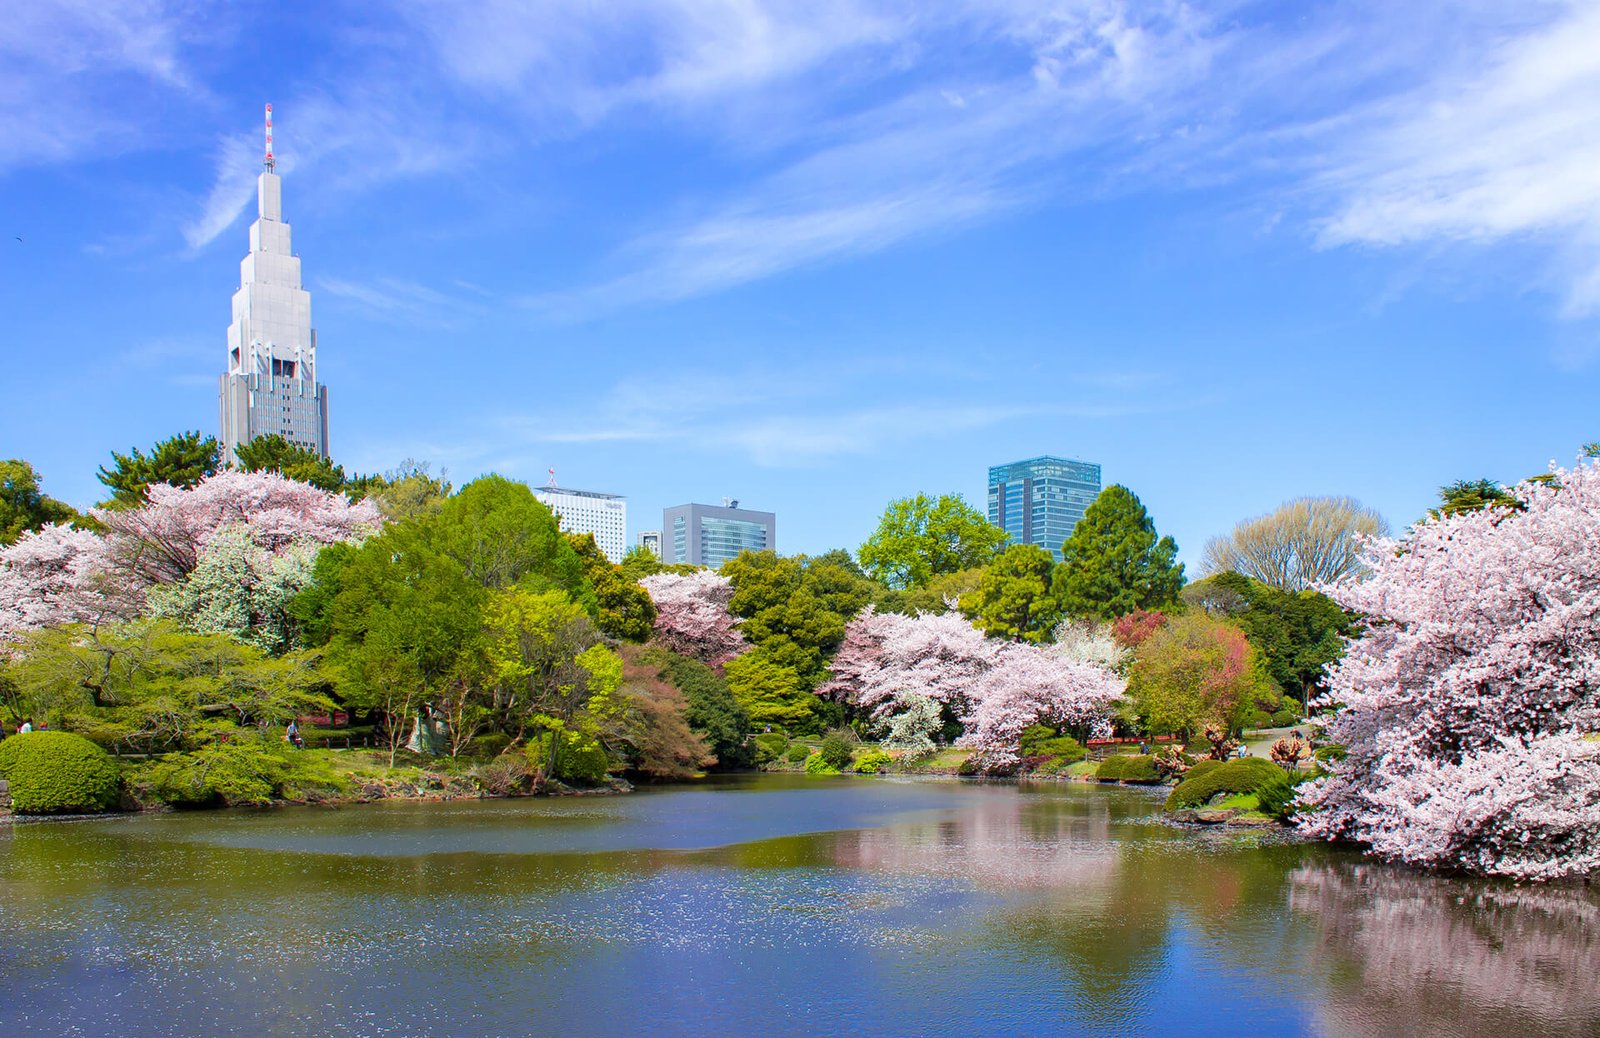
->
[300,725,376,749]
[1314,744,1347,763]
[466,732,512,758]
[753,732,790,763]
[1166,757,1286,810]
[853,750,893,774]
[1270,708,1299,727]
[528,731,611,786]
[0,731,120,814]
[128,738,352,807]
[1254,772,1311,821]
[1184,758,1224,782]
[784,743,813,763]
[803,753,840,776]
[1020,724,1086,763]
[819,734,854,770]
[1096,753,1160,783]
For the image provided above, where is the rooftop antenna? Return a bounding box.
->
[547,466,557,488]
[264,103,275,172]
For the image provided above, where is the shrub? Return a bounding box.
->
[528,731,611,786]
[129,738,350,807]
[0,731,120,814]
[853,750,893,774]
[1270,708,1299,727]
[753,732,790,763]
[300,725,376,749]
[471,754,534,796]
[1184,759,1224,783]
[785,743,813,763]
[819,734,854,770]
[803,753,840,776]
[1166,757,1286,810]
[1255,773,1310,821]
[1019,724,1086,763]
[1096,755,1125,781]
[466,732,513,758]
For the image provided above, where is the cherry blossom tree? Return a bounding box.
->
[95,469,380,586]
[0,524,132,639]
[821,607,1124,770]
[639,570,747,666]
[147,524,322,653]
[1298,461,1600,880]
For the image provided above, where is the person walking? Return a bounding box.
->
[286,719,303,749]
[18,719,33,734]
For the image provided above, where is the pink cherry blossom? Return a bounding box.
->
[639,570,748,666]
[1298,460,1600,880]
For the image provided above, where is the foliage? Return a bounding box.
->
[752,731,789,763]
[469,754,534,796]
[97,430,219,508]
[853,749,893,773]
[818,732,854,770]
[147,524,320,654]
[629,646,752,769]
[858,492,1006,590]
[1125,613,1279,738]
[1165,756,1287,809]
[565,533,656,642]
[803,752,840,776]
[131,736,350,807]
[1432,478,1520,519]
[897,566,985,615]
[369,461,451,520]
[1298,463,1600,880]
[1054,485,1183,620]
[722,549,874,686]
[232,434,349,493]
[1270,737,1309,769]
[527,729,610,785]
[1182,570,1356,704]
[785,743,813,763]
[959,543,1062,643]
[603,646,714,779]
[0,731,120,813]
[0,460,76,546]
[1095,753,1160,783]
[0,523,132,640]
[1151,745,1189,779]
[1018,724,1084,762]
[639,570,747,666]
[878,691,942,757]
[431,477,589,596]
[1051,619,1127,671]
[1255,773,1305,821]
[1202,496,1388,593]
[5,621,332,754]
[724,648,817,733]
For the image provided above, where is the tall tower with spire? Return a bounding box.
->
[219,103,331,464]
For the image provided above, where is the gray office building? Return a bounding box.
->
[988,456,1102,561]
[663,501,776,569]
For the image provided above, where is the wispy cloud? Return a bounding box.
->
[319,275,489,328]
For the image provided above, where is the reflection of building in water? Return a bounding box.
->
[1289,862,1600,1037]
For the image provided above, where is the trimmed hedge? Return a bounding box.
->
[803,753,840,776]
[753,732,790,763]
[1096,753,1161,783]
[1166,756,1285,810]
[784,743,813,763]
[0,731,120,814]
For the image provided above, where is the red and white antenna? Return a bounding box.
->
[264,103,275,172]
[547,467,557,488]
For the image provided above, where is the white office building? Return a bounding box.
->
[219,104,330,464]
[534,484,628,563]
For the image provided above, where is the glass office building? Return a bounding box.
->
[987,456,1102,561]
[662,502,776,569]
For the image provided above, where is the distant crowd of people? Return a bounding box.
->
[0,718,47,740]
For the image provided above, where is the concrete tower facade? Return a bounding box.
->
[219,104,330,464]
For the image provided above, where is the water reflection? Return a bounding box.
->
[1291,862,1600,1038]
[1,778,1597,1037]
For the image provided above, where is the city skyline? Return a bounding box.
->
[4,4,1600,568]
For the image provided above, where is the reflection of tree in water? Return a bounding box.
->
[1290,862,1600,1038]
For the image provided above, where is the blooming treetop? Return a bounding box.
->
[822,607,1124,770]
[95,470,380,586]
[0,471,381,642]
[639,570,747,666]
[1298,461,1600,880]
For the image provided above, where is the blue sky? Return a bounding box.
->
[4,1,1600,567]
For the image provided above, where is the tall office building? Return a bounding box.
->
[662,501,775,569]
[533,476,627,563]
[219,104,330,464]
[988,456,1102,561]
[637,530,662,557]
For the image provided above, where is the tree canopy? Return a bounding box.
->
[97,431,220,508]
[858,493,1006,590]
[1181,570,1355,705]
[1053,485,1183,619]
[0,460,76,546]
[1202,495,1387,592]
[959,542,1061,642]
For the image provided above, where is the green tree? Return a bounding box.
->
[565,533,657,642]
[630,645,752,769]
[1125,613,1278,738]
[0,460,76,545]
[858,493,1006,590]
[433,476,590,599]
[959,543,1062,642]
[1181,570,1355,708]
[232,434,348,492]
[723,648,816,732]
[1432,478,1520,518]
[722,550,873,686]
[1054,485,1184,620]
[97,430,220,507]
[371,461,451,520]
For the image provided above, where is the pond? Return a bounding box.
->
[1,774,1596,1037]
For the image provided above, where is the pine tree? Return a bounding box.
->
[1053,485,1183,620]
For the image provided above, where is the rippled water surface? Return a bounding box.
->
[2,774,1596,1037]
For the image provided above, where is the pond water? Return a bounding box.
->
[1,774,1596,1037]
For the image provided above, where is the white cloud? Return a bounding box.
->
[1316,2,1600,315]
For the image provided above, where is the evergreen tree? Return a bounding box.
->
[232,434,347,493]
[1053,485,1183,620]
[97,430,220,507]
[959,542,1061,642]
[0,460,76,545]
